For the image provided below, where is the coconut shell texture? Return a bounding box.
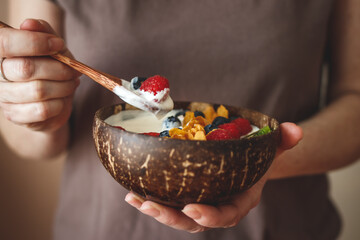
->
[93,102,280,208]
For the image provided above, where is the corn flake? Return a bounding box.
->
[183,111,195,127]
[203,106,217,122]
[194,131,206,140]
[169,128,187,140]
[194,116,210,126]
[216,105,229,118]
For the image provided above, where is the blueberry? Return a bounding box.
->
[175,110,188,118]
[194,111,205,118]
[162,116,181,130]
[212,116,230,127]
[130,76,147,90]
[159,130,170,137]
[204,124,216,134]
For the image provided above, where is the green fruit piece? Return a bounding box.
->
[246,126,271,138]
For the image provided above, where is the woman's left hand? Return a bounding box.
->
[125,122,303,233]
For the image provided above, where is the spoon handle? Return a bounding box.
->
[51,54,123,90]
[0,21,123,91]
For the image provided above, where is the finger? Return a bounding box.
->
[0,57,80,82]
[0,79,79,103]
[0,98,65,124]
[125,193,207,233]
[140,201,207,233]
[20,19,57,35]
[276,122,303,157]
[0,28,65,58]
[182,178,265,228]
[124,192,145,208]
[21,96,74,132]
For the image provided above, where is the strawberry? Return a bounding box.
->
[206,129,233,140]
[231,118,252,136]
[139,75,170,95]
[218,123,241,139]
[115,126,126,131]
[142,132,160,137]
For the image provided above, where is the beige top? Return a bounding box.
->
[53,0,341,239]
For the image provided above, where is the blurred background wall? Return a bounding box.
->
[0,0,359,239]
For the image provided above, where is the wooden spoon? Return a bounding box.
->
[0,21,173,117]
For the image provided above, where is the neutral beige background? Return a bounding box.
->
[0,1,359,239]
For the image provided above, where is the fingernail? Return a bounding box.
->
[48,37,65,52]
[182,207,201,220]
[37,19,45,25]
[125,194,143,209]
[140,204,161,218]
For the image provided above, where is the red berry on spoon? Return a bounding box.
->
[140,75,170,95]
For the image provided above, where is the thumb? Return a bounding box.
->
[20,19,74,58]
[275,122,303,158]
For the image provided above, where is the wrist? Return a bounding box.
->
[0,113,70,160]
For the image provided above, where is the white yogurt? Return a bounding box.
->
[105,110,179,133]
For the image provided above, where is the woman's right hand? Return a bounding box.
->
[0,19,80,132]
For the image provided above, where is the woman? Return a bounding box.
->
[0,0,359,239]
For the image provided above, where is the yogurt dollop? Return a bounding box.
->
[113,80,174,119]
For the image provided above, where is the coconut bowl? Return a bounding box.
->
[93,101,280,208]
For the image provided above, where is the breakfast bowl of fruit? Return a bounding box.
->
[93,100,281,208]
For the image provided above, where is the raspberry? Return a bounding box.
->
[231,118,252,136]
[139,75,170,95]
[142,132,160,137]
[206,129,233,140]
[218,123,241,139]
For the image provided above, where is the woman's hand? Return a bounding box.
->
[125,122,303,232]
[0,19,80,132]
